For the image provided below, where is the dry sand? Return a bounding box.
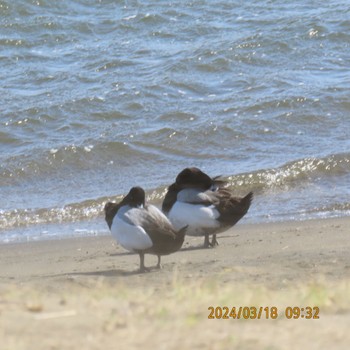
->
[1,217,350,349]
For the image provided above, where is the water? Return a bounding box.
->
[1,0,349,242]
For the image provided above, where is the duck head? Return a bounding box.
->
[123,186,146,208]
[175,167,212,189]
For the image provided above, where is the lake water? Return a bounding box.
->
[1,0,349,242]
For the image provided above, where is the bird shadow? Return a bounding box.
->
[107,245,207,258]
[67,268,144,277]
[108,251,135,257]
[52,241,225,280]
[56,263,164,278]
[179,245,208,252]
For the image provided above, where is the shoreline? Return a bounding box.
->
[1,216,350,349]
[1,214,349,245]
[1,216,349,282]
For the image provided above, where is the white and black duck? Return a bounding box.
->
[162,167,253,247]
[104,186,186,272]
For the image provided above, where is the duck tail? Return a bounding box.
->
[242,191,253,212]
[242,192,254,210]
[177,225,188,240]
[172,225,187,251]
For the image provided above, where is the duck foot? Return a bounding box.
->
[210,234,219,247]
[203,234,218,248]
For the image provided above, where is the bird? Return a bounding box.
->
[162,167,253,248]
[104,186,187,272]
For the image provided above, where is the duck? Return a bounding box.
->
[162,167,253,247]
[104,186,187,272]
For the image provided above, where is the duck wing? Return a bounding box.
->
[142,205,186,254]
[176,188,220,206]
[143,205,178,237]
[162,174,228,213]
[216,191,253,226]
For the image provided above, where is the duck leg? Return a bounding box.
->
[156,255,162,269]
[210,234,219,247]
[203,234,211,248]
[138,252,148,273]
[204,233,218,248]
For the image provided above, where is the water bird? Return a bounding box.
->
[162,167,253,247]
[104,186,186,272]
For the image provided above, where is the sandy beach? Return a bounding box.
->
[1,217,350,349]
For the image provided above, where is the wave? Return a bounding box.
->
[227,153,350,193]
[1,153,349,232]
[0,141,148,186]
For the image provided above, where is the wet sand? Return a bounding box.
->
[1,217,350,349]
